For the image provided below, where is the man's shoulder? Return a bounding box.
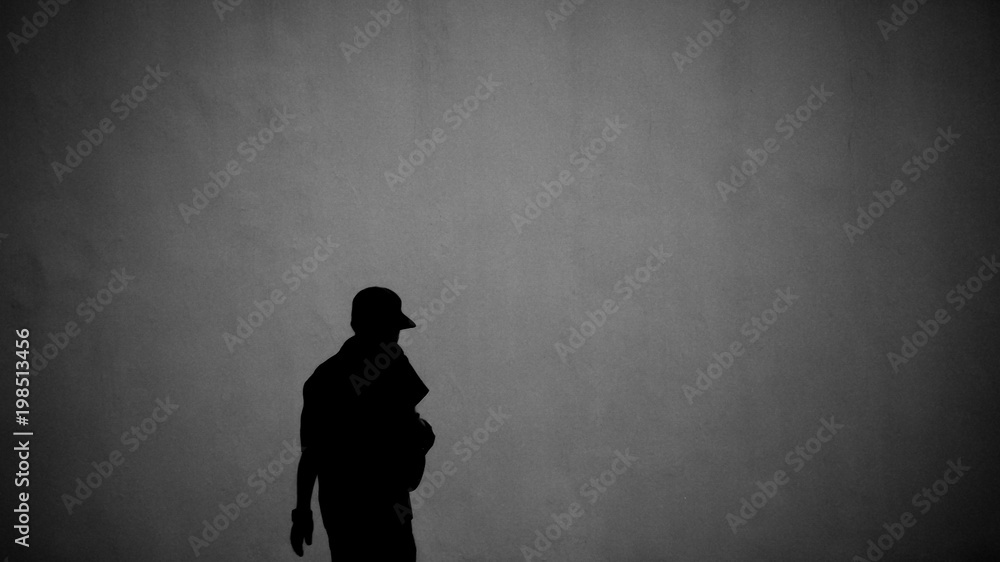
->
[303,338,357,392]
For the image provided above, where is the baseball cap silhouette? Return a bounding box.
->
[350,287,417,333]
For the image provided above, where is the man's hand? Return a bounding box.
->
[290,508,313,557]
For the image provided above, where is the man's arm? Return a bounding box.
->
[296,376,319,511]
[290,451,315,557]
[295,447,318,510]
[290,378,320,556]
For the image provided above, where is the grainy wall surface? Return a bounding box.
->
[2,0,999,560]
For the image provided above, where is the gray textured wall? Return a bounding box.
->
[3,0,1000,560]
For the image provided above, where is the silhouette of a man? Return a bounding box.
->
[291,287,434,560]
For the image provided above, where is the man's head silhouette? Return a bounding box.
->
[350,286,416,342]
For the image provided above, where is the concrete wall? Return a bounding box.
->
[3,0,999,560]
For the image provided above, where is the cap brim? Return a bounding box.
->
[398,313,417,329]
